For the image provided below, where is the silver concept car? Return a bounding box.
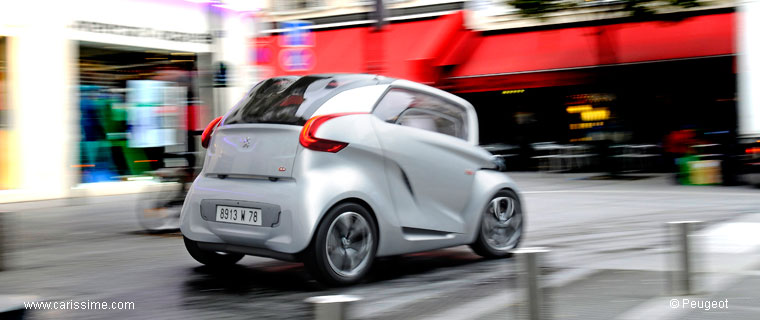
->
[180,74,523,285]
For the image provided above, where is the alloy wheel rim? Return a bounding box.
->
[325,212,373,278]
[482,196,522,250]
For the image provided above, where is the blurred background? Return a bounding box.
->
[1,0,759,201]
[2,1,760,320]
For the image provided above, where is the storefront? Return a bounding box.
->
[457,56,736,145]
[75,44,203,183]
[449,11,736,147]
[0,0,254,201]
[253,11,477,85]
[255,9,737,162]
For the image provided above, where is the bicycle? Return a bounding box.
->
[135,152,198,232]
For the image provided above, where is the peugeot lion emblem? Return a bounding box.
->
[241,137,251,148]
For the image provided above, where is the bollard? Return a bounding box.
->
[667,221,701,295]
[511,247,551,320]
[304,295,361,320]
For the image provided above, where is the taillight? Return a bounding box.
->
[299,113,365,153]
[201,116,223,149]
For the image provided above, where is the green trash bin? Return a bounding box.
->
[676,155,699,185]
[677,155,722,185]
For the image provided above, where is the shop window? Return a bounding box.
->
[77,44,200,183]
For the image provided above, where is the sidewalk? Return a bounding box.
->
[472,268,760,320]
[444,212,760,320]
[0,180,165,205]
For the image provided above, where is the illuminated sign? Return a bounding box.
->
[566,105,592,113]
[253,46,273,64]
[280,21,314,47]
[580,108,610,122]
[569,122,604,130]
[280,48,315,72]
[279,21,315,72]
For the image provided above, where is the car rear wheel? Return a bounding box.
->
[304,202,377,286]
[183,236,244,267]
[470,189,523,258]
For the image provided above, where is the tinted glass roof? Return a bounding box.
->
[223,74,395,126]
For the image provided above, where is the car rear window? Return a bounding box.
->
[223,75,378,126]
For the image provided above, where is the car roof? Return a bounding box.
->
[270,74,396,119]
[270,73,396,86]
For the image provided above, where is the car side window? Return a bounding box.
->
[373,88,468,140]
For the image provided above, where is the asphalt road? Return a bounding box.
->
[1,173,759,319]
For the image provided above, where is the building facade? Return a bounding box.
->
[254,0,741,169]
[0,0,254,201]
[0,0,749,201]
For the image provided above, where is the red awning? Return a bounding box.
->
[254,11,477,83]
[253,27,367,77]
[393,11,476,83]
[449,12,735,92]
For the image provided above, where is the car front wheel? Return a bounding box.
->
[183,236,244,267]
[305,202,377,286]
[470,189,523,258]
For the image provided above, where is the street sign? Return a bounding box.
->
[253,46,272,64]
[279,21,315,72]
[280,21,314,47]
[280,48,315,72]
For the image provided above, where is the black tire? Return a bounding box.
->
[304,202,378,286]
[184,236,244,267]
[470,189,524,258]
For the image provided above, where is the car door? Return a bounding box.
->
[371,87,481,233]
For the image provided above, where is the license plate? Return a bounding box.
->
[215,205,262,226]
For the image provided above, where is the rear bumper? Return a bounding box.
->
[196,240,298,262]
[180,175,309,256]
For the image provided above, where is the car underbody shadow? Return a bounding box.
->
[185,247,492,293]
[178,248,513,320]
[185,262,321,293]
[364,247,490,283]
[129,229,182,236]
[181,263,317,319]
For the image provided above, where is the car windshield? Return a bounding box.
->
[223,74,377,126]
